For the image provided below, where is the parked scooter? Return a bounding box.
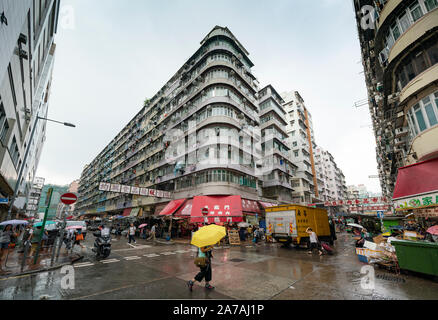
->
[92,226,111,259]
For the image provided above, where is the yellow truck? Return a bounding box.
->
[265,205,336,247]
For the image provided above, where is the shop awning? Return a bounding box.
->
[174,199,193,217]
[242,199,261,215]
[130,208,140,217]
[258,201,278,209]
[158,199,187,216]
[190,195,243,223]
[393,157,438,210]
[122,208,132,216]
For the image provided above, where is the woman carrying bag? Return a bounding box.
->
[187,245,215,291]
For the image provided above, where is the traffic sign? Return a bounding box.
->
[201,207,209,216]
[377,211,384,219]
[0,198,8,204]
[60,193,78,205]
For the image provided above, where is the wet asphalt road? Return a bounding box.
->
[1,233,438,300]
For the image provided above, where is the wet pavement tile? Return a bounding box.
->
[237,258,318,281]
[76,277,233,300]
[178,263,295,300]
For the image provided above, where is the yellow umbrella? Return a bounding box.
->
[191,224,226,248]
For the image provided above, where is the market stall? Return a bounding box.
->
[355,158,438,277]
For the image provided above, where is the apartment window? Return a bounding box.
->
[408,91,438,135]
[409,2,424,22]
[7,65,17,107]
[0,103,8,145]
[294,151,299,157]
[395,35,438,90]
[424,0,438,10]
[10,137,20,167]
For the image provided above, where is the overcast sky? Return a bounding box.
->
[36,0,382,193]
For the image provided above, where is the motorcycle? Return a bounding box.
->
[92,227,112,259]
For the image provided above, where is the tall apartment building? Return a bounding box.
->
[25,176,44,217]
[0,0,60,220]
[353,0,438,198]
[76,26,284,219]
[282,91,321,205]
[259,85,297,203]
[314,147,348,202]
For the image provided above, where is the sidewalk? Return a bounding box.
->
[0,246,83,279]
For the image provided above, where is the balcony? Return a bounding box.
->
[388,8,438,65]
[411,124,438,161]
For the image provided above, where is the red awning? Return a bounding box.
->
[393,158,438,200]
[174,199,193,217]
[242,199,261,214]
[123,208,132,216]
[190,195,243,223]
[258,201,278,208]
[159,199,187,216]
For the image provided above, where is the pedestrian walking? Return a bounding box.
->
[128,223,136,244]
[306,227,323,256]
[19,224,34,253]
[0,225,17,270]
[74,228,85,250]
[147,224,156,243]
[187,245,215,291]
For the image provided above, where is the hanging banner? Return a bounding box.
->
[121,185,131,194]
[100,182,171,199]
[99,182,111,192]
[325,197,390,207]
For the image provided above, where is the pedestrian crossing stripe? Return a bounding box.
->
[144,254,160,257]
[125,256,141,260]
[161,252,176,255]
[101,259,119,263]
[74,263,94,268]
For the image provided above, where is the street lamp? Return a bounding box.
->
[6,115,76,220]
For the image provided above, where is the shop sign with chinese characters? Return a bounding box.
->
[394,192,438,211]
[99,182,172,199]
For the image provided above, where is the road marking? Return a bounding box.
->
[74,263,95,268]
[161,252,176,255]
[113,245,151,252]
[125,256,141,260]
[127,243,137,248]
[144,254,160,258]
[174,250,189,253]
[101,259,120,264]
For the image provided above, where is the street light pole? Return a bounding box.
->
[6,116,75,221]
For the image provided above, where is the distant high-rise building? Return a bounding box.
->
[0,0,60,221]
[259,85,297,203]
[314,147,347,202]
[282,91,320,205]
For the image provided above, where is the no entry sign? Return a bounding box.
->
[60,193,78,205]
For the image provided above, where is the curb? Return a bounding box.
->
[0,255,84,280]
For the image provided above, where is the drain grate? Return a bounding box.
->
[229,258,245,262]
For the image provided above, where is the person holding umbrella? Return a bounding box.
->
[0,225,18,270]
[187,224,226,291]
